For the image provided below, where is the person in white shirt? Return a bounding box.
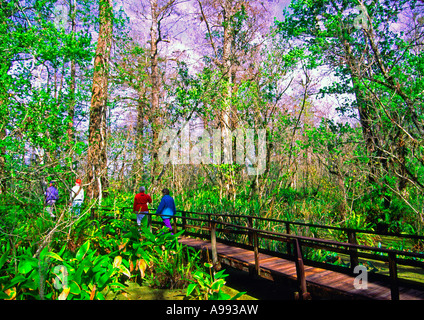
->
[70,178,84,216]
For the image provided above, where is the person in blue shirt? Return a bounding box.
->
[156,188,176,234]
[45,180,59,218]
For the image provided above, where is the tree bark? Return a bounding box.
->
[66,0,77,149]
[87,0,113,200]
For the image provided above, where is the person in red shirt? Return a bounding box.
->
[133,186,152,226]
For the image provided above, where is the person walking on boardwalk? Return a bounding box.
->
[133,186,152,226]
[70,179,84,217]
[45,180,59,218]
[156,188,176,234]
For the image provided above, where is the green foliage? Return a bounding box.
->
[0,240,128,300]
[272,0,424,232]
[0,201,243,300]
[186,262,245,300]
[134,227,199,289]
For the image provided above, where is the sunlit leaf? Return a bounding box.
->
[76,240,90,261]
[113,256,122,268]
[186,283,197,296]
[46,252,63,261]
[119,265,131,278]
[58,287,70,300]
[89,285,96,300]
[4,287,16,300]
[137,259,147,278]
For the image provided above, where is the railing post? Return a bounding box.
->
[173,215,177,233]
[285,222,292,256]
[208,214,211,238]
[253,229,260,276]
[182,211,187,231]
[247,217,253,247]
[388,252,399,300]
[210,218,220,270]
[147,213,152,233]
[294,238,310,300]
[347,230,359,273]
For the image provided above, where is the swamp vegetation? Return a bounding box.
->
[2,0,424,299]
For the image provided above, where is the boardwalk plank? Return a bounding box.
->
[305,269,333,282]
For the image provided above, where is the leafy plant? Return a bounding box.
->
[186,262,245,300]
[0,238,132,300]
[134,227,199,289]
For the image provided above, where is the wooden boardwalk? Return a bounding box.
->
[179,236,424,300]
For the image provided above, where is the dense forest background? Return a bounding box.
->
[2,0,424,234]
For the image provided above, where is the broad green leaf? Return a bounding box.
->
[69,281,81,295]
[230,292,246,300]
[74,265,84,283]
[38,247,50,261]
[96,291,105,300]
[58,244,67,257]
[0,250,8,270]
[210,291,231,300]
[9,275,27,286]
[46,252,63,262]
[18,258,38,274]
[76,240,90,261]
[98,269,114,289]
[186,283,197,296]
[109,282,127,290]
[0,292,11,299]
[214,270,229,279]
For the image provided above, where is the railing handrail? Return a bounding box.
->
[94,205,424,243]
[95,206,424,259]
[176,214,424,260]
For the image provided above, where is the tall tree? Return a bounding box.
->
[87,0,113,201]
[66,0,78,148]
[196,0,270,199]
[147,0,179,187]
[112,41,151,189]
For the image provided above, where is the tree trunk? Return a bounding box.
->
[149,0,163,186]
[87,0,113,201]
[220,0,236,199]
[66,0,77,149]
[135,88,148,187]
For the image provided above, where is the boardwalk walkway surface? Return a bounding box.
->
[179,236,424,300]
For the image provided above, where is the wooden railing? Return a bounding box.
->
[92,207,424,300]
